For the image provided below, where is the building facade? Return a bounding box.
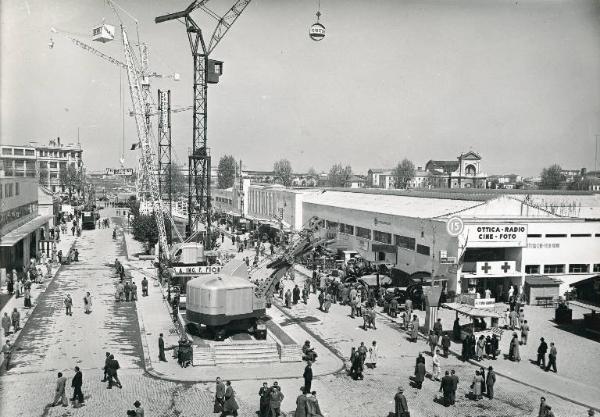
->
[303,189,600,299]
[425,151,487,189]
[0,138,84,194]
[0,176,51,272]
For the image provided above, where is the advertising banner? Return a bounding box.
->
[465,224,528,248]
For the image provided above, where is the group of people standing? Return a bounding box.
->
[349,341,378,380]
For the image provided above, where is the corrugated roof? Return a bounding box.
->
[303,190,483,219]
[525,275,562,286]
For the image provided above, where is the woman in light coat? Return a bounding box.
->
[410,315,419,342]
[367,341,379,368]
[471,370,483,400]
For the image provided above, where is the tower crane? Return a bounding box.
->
[50,21,185,255]
[155,0,252,249]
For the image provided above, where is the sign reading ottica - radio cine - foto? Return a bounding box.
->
[171,265,222,274]
[466,224,528,248]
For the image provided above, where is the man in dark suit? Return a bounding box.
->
[159,333,167,362]
[449,369,459,405]
[439,371,453,406]
[303,361,313,393]
[71,366,84,407]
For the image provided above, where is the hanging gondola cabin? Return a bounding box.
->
[92,23,115,43]
[309,22,325,41]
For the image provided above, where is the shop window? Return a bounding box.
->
[355,226,371,239]
[544,264,565,274]
[416,244,430,256]
[395,235,415,250]
[527,234,541,238]
[569,264,589,273]
[373,230,392,244]
[525,265,540,274]
[571,234,591,238]
[593,264,600,273]
[545,234,567,238]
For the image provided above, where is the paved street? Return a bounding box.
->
[1,221,598,417]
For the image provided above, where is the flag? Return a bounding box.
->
[130,143,139,150]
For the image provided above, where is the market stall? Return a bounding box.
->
[441,302,504,341]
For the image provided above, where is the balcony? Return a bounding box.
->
[462,260,519,276]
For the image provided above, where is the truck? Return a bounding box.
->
[81,211,97,230]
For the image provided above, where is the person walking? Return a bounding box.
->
[441,333,451,357]
[285,289,292,308]
[221,380,239,417]
[293,285,301,305]
[215,377,226,414]
[476,335,486,361]
[471,370,483,401]
[124,281,131,302]
[538,397,550,417]
[410,315,419,343]
[2,340,12,370]
[64,294,73,316]
[131,281,138,301]
[133,400,144,416]
[51,372,68,407]
[439,371,453,407]
[258,382,270,417]
[269,385,284,417]
[428,330,437,356]
[509,309,518,330]
[449,370,459,405]
[521,320,530,345]
[537,338,548,368]
[433,318,443,345]
[158,333,168,362]
[545,342,557,373]
[107,354,122,389]
[394,386,409,417]
[101,352,111,382]
[432,349,441,381]
[71,366,84,407]
[367,340,378,368]
[303,361,313,393]
[306,391,322,417]
[413,358,426,389]
[84,292,92,314]
[295,387,308,417]
[2,312,11,336]
[486,366,496,399]
[509,333,521,362]
[141,277,148,297]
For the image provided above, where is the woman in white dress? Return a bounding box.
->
[367,340,379,368]
[84,292,93,314]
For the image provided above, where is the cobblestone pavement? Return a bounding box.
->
[0,223,596,417]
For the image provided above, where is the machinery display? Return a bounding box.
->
[185,217,328,340]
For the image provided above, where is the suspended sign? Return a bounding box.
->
[309,22,325,41]
[171,265,222,275]
[106,168,134,176]
[465,224,528,248]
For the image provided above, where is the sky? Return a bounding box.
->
[1,0,599,177]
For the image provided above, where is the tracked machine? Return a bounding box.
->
[185,217,328,340]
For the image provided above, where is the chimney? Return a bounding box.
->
[57,137,61,147]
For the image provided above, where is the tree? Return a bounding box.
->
[392,159,416,189]
[161,162,187,197]
[307,167,318,178]
[59,164,82,203]
[540,164,564,190]
[39,167,49,186]
[131,212,172,253]
[328,163,353,187]
[273,159,293,187]
[217,155,238,189]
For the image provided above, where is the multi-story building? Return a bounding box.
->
[0,175,51,271]
[35,138,83,193]
[0,144,37,178]
[0,138,84,194]
[366,168,394,189]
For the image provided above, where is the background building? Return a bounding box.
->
[425,151,487,188]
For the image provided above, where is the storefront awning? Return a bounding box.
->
[441,302,503,319]
[0,215,52,247]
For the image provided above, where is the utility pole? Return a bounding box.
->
[595,134,599,173]
[239,159,244,218]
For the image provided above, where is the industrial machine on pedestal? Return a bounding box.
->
[185,217,328,340]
